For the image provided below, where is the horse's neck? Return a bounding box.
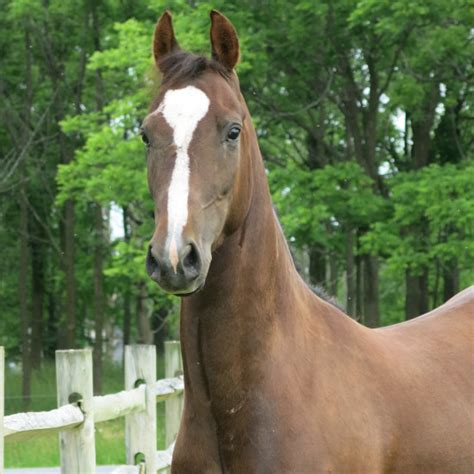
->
[179,137,318,409]
[183,132,302,317]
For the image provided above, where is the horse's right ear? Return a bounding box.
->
[153,11,179,69]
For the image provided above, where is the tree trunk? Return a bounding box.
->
[337,56,383,325]
[90,0,107,394]
[30,224,45,369]
[362,254,379,327]
[45,288,57,359]
[405,269,429,320]
[401,83,440,320]
[309,244,326,288]
[411,83,440,169]
[152,307,169,354]
[405,271,421,320]
[345,230,356,317]
[41,33,77,349]
[93,204,105,395]
[54,80,77,349]
[355,241,363,320]
[19,182,31,410]
[328,251,338,297]
[443,259,459,302]
[418,270,429,315]
[122,207,132,348]
[135,282,153,344]
[18,25,33,403]
[62,199,77,348]
[123,290,132,346]
[432,259,440,309]
[411,119,432,169]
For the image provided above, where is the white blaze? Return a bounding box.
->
[156,86,210,272]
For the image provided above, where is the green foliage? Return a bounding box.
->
[364,162,474,274]
[270,161,386,250]
[57,19,153,207]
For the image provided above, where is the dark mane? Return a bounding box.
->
[310,285,344,312]
[158,51,231,86]
[273,205,343,311]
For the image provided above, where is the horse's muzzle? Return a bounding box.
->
[146,240,204,295]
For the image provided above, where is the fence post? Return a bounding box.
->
[56,349,95,473]
[0,347,4,474]
[125,345,157,472]
[165,341,183,448]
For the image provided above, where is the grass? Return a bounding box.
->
[4,354,167,468]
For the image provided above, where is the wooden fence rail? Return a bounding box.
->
[0,342,184,474]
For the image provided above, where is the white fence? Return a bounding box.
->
[0,342,184,473]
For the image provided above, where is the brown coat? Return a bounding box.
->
[145,11,474,473]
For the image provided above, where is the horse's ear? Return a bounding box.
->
[153,11,179,69]
[210,10,240,71]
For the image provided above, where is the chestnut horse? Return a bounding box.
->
[142,11,474,473]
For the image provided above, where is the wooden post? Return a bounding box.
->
[56,349,95,473]
[0,347,4,474]
[165,341,183,447]
[125,345,157,472]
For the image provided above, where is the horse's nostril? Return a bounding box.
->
[182,243,201,278]
[183,244,196,267]
[146,245,159,278]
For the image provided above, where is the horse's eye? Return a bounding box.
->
[140,130,150,147]
[227,126,241,142]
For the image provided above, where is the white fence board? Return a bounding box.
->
[94,386,146,424]
[4,405,83,442]
[154,376,184,402]
[156,441,175,472]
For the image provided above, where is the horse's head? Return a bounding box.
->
[143,11,252,295]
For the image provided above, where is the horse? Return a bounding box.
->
[142,10,474,473]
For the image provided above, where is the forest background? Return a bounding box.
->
[0,0,473,424]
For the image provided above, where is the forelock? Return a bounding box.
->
[158,51,231,86]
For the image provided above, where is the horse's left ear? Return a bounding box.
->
[210,10,240,71]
